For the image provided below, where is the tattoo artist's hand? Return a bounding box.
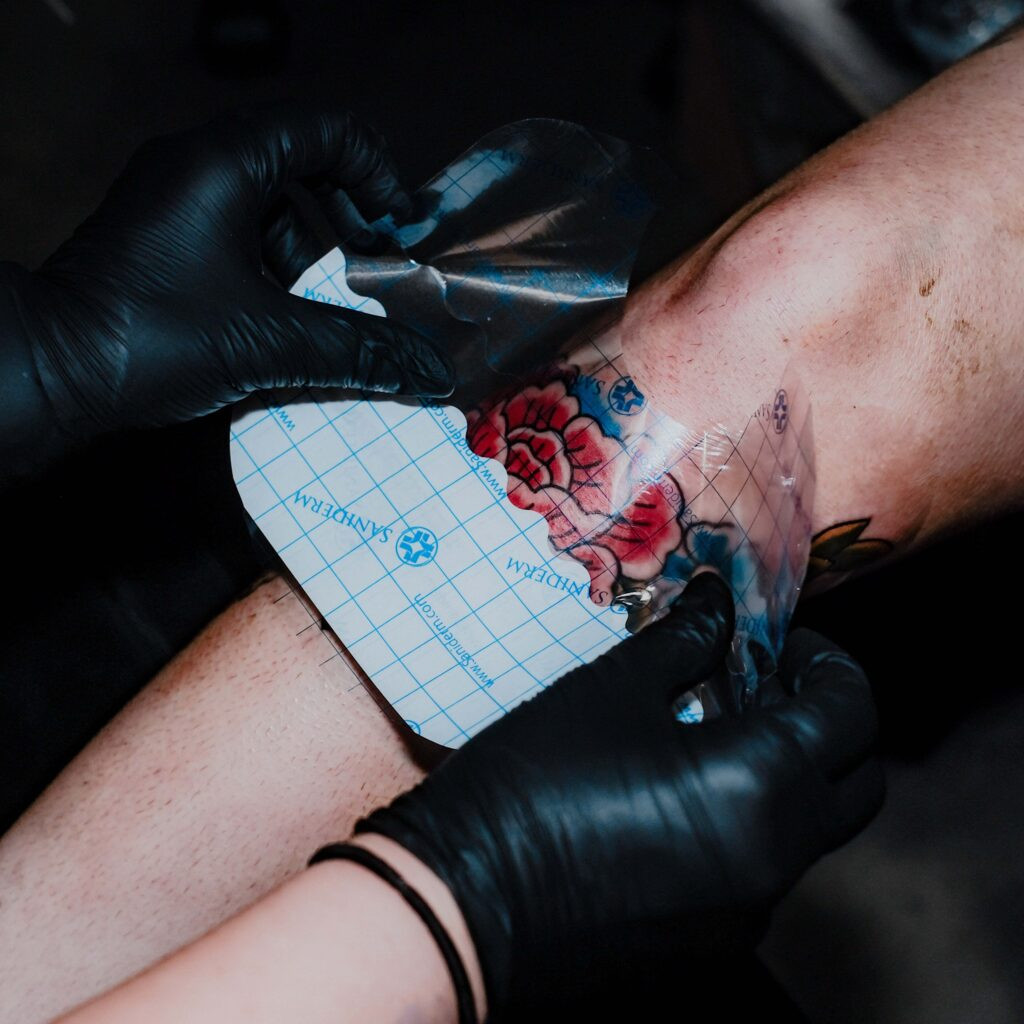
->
[0,103,453,484]
[356,573,884,1016]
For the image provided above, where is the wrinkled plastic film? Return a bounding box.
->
[461,314,815,715]
[331,119,656,406]
[231,119,815,744]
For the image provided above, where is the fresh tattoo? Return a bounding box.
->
[463,348,815,698]
[461,356,804,625]
[465,365,695,609]
[805,518,894,584]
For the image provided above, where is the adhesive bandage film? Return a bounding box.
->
[231,121,814,746]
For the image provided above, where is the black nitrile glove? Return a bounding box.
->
[357,573,884,1016]
[0,103,453,487]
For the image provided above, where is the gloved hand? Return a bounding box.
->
[356,573,884,1015]
[0,103,453,486]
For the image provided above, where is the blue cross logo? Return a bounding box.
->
[609,376,646,416]
[772,389,789,434]
[396,526,438,567]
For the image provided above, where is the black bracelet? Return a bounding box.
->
[309,842,479,1024]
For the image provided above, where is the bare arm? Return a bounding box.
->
[453,31,1024,604]
[622,27,1024,585]
[53,577,871,1024]
[56,836,486,1024]
[0,577,424,1023]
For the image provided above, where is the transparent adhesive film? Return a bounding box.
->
[312,118,659,407]
[465,316,815,719]
[230,120,814,746]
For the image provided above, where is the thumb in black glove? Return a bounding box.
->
[353,573,884,1016]
[0,103,453,485]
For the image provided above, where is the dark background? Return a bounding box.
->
[1,1,1021,1020]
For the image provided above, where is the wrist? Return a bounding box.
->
[337,833,488,1022]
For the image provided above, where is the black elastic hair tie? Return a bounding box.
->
[309,842,479,1024]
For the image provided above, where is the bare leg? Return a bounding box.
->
[0,576,422,1024]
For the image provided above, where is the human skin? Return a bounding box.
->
[3,31,1024,1023]
[0,578,430,1023]
[55,835,487,1024]
[622,27,1024,583]
[464,29,1024,599]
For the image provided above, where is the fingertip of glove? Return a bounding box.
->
[403,339,455,397]
[780,628,868,696]
[772,630,879,774]
[676,571,735,646]
[642,572,735,686]
[784,627,846,662]
[353,314,454,397]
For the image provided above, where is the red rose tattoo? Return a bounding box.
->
[465,373,685,605]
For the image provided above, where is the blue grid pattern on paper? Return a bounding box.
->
[232,361,814,747]
[231,134,814,745]
[232,387,632,747]
[230,134,649,747]
[232,311,813,750]
[233,349,814,749]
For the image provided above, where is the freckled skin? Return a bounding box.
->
[4,28,1024,1022]
[623,52,1024,556]
[0,577,425,1023]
